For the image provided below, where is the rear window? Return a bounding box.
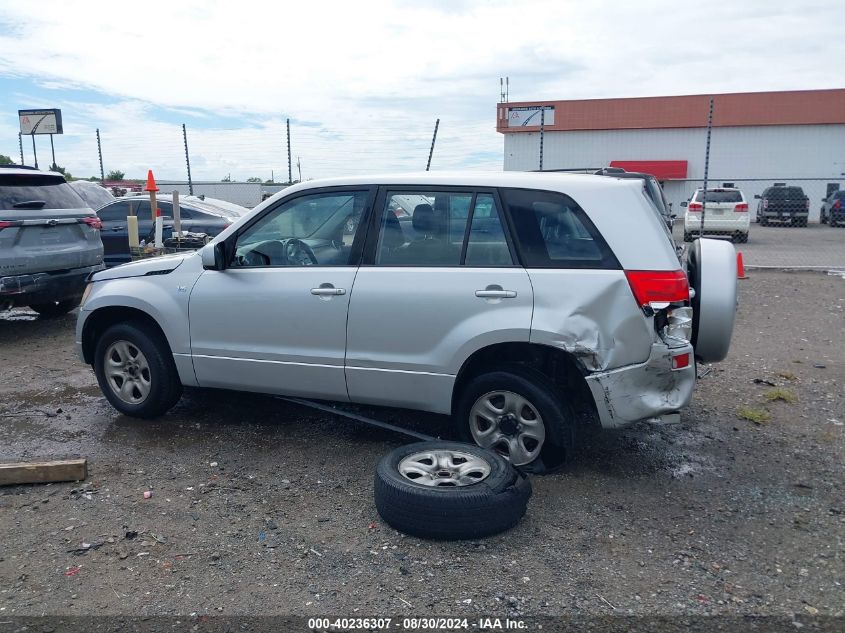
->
[694,189,742,203]
[501,188,618,269]
[0,174,87,210]
[765,187,805,200]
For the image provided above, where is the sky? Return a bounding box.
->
[0,0,840,182]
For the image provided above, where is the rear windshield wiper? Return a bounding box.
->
[12,200,47,209]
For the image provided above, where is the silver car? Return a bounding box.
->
[76,172,737,470]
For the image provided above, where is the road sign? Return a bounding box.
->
[18,109,63,135]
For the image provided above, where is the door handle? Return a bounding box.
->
[475,289,517,299]
[311,286,346,296]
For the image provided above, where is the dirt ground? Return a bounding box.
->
[0,270,843,625]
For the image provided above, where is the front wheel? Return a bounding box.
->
[29,297,81,318]
[94,320,182,418]
[455,367,576,472]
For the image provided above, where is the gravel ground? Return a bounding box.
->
[670,221,845,268]
[0,270,843,624]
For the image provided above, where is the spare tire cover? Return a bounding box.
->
[688,238,737,362]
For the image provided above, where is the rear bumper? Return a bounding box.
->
[685,213,750,233]
[760,210,808,220]
[584,342,695,429]
[0,264,104,306]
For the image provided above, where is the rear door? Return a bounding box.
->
[0,172,102,274]
[345,188,533,414]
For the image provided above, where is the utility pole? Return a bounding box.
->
[699,96,714,239]
[31,135,38,169]
[297,156,302,182]
[18,132,24,165]
[286,118,292,184]
[182,123,194,195]
[539,107,545,171]
[49,134,57,170]
[426,119,440,171]
[96,129,105,180]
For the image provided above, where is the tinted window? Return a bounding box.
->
[834,191,845,200]
[501,188,618,269]
[0,174,87,210]
[97,201,131,222]
[233,191,368,267]
[694,189,742,203]
[765,187,805,199]
[375,191,473,266]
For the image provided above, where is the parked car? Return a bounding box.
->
[97,194,248,267]
[682,187,750,242]
[1,165,104,316]
[68,180,116,210]
[76,172,737,471]
[819,190,845,227]
[755,185,809,226]
[593,168,675,232]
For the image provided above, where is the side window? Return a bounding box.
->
[127,199,151,222]
[464,194,513,267]
[375,191,472,266]
[501,188,618,269]
[232,191,368,267]
[97,202,130,223]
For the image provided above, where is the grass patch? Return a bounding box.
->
[776,370,797,381]
[764,387,797,403]
[737,406,771,425]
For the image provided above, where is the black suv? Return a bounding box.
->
[755,185,809,227]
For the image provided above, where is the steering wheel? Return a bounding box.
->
[284,238,318,266]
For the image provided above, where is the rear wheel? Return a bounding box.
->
[29,297,81,318]
[735,232,748,244]
[94,320,182,418]
[456,366,575,472]
[683,232,693,242]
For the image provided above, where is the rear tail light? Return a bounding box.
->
[82,217,103,230]
[734,203,748,212]
[688,202,702,211]
[625,270,690,308]
[671,352,691,370]
[834,200,842,210]
[805,199,810,209]
[0,221,13,230]
[763,199,768,209]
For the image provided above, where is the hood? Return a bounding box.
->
[92,252,192,281]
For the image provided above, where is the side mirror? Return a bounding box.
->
[201,242,226,270]
[680,201,688,208]
[754,194,761,199]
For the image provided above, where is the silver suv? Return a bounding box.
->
[1,166,104,316]
[76,173,737,470]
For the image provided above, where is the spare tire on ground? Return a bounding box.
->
[374,441,531,540]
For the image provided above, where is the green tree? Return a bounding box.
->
[0,154,13,165]
[51,164,73,180]
[106,170,125,180]
[246,177,262,183]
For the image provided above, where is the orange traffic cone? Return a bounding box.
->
[144,170,159,192]
[737,251,748,279]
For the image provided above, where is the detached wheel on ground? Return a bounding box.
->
[374,441,531,540]
[93,320,183,418]
[456,366,576,473]
[29,297,81,318]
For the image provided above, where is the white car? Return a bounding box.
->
[682,187,750,243]
[76,172,737,471]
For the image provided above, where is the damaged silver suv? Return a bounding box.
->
[76,172,737,470]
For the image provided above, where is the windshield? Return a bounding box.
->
[0,174,88,210]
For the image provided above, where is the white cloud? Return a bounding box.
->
[0,0,840,180]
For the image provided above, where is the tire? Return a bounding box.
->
[93,320,182,418]
[683,232,692,242]
[29,297,81,318]
[373,441,532,540]
[455,366,576,473]
[759,216,767,226]
[687,239,737,363]
[735,232,748,244]
[796,218,807,228]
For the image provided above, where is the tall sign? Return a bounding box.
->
[18,109,63,170]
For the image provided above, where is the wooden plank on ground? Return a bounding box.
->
[0,459,87,486]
